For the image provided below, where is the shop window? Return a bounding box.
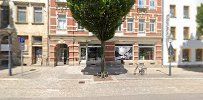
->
[115,45,133,60]
[196,49,203,61]
[182,49,190,62]
[139,44,154,60]
[80,47,86,60]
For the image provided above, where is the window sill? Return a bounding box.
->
[32,23,44,25]
[15,22,28,24]
[57,29,67,31]
[183,17,190,19]
[170,16,176,18]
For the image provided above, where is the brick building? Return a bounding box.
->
[49,0,163,67]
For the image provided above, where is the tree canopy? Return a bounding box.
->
[67,0,134,41]
[196,4,203,35]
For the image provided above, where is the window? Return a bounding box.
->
[183,6,189,18]
[183,27,190,40]
[168,49,176,62]
[34,7,43,23]
[182,49,190,62]
[170,5,176,18]
[170,27,176,40]
[117,24,122,32]
[58,15,67,30]
[80,47,86,60]
[196,49,203,61]
[1,6,9,28]
[127,18,134,32]
[77,22,84,30]
[17,7,26,23]
[149,0,156,9]
[139,19,145,33]
[139,44,154,60]
[115,45,133,60]
[150,19,156,32]
[138,0,145,8]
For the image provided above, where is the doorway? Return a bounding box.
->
[32,47,42,65]
[56,44,69,66]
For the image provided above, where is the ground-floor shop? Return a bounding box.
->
[163,40,203,67]
[49,36,162,67]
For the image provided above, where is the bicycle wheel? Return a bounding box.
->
[140,68,145,75]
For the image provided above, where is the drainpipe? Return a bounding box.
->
[161,0,164,66]
[47,0,50,66]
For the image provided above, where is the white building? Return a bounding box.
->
[163,0,203,66]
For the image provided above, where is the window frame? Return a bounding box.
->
[127,18,134,32]
[149,0,156,10]
[170,27,176,40]
[57,14,67,30]
[138,44,155,60]
[149,19,156,32]
[17,6,27,23]
[33,6,43,24]
[170,5,176,18]
[183,6,190,19]
[183,27,190,40]
[182,49,191,62]
[138,0,146,8]
[195,49,203,62]
[139,19,146,33]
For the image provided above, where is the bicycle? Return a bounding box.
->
[134,63,147,75]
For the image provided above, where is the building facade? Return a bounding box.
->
[8,0,49,66]
[49,0,163,67]
[163,0,203,66]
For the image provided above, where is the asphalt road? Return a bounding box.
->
[1,93,203,100]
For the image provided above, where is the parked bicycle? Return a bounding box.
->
[134,63,147,75]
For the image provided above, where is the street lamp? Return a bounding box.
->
[5,25,13,76]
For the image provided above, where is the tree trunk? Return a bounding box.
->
[101,41,106,77]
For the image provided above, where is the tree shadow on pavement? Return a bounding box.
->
[81,63,128,75]
[178,65,203,73]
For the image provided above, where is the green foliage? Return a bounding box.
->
[196,4,203,35]
[67,0,134,41]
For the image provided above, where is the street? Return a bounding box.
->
[0,66,202,99]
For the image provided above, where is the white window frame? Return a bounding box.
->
[33,7,43,23]
[57,14,67,30]
[150,19,156,32]
[138,19,145,33]
[127,18,134,32]
[138,0,146,8]
[149,0,156,10]
[17,6,27,23]
[183,6,190,19]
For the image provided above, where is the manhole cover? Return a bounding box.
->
[79,81,85,84]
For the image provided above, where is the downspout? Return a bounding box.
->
[47,0,50,66]
[161,0,164,66]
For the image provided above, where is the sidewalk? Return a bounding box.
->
[0,65,203,80]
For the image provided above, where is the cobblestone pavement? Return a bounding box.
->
[0,65,202,98]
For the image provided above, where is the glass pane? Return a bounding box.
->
[139,47,154,60]
[115,46,133,60]
[34,12,42,23]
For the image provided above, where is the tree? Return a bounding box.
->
[67,0,134,78]
[196,4,203,38]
